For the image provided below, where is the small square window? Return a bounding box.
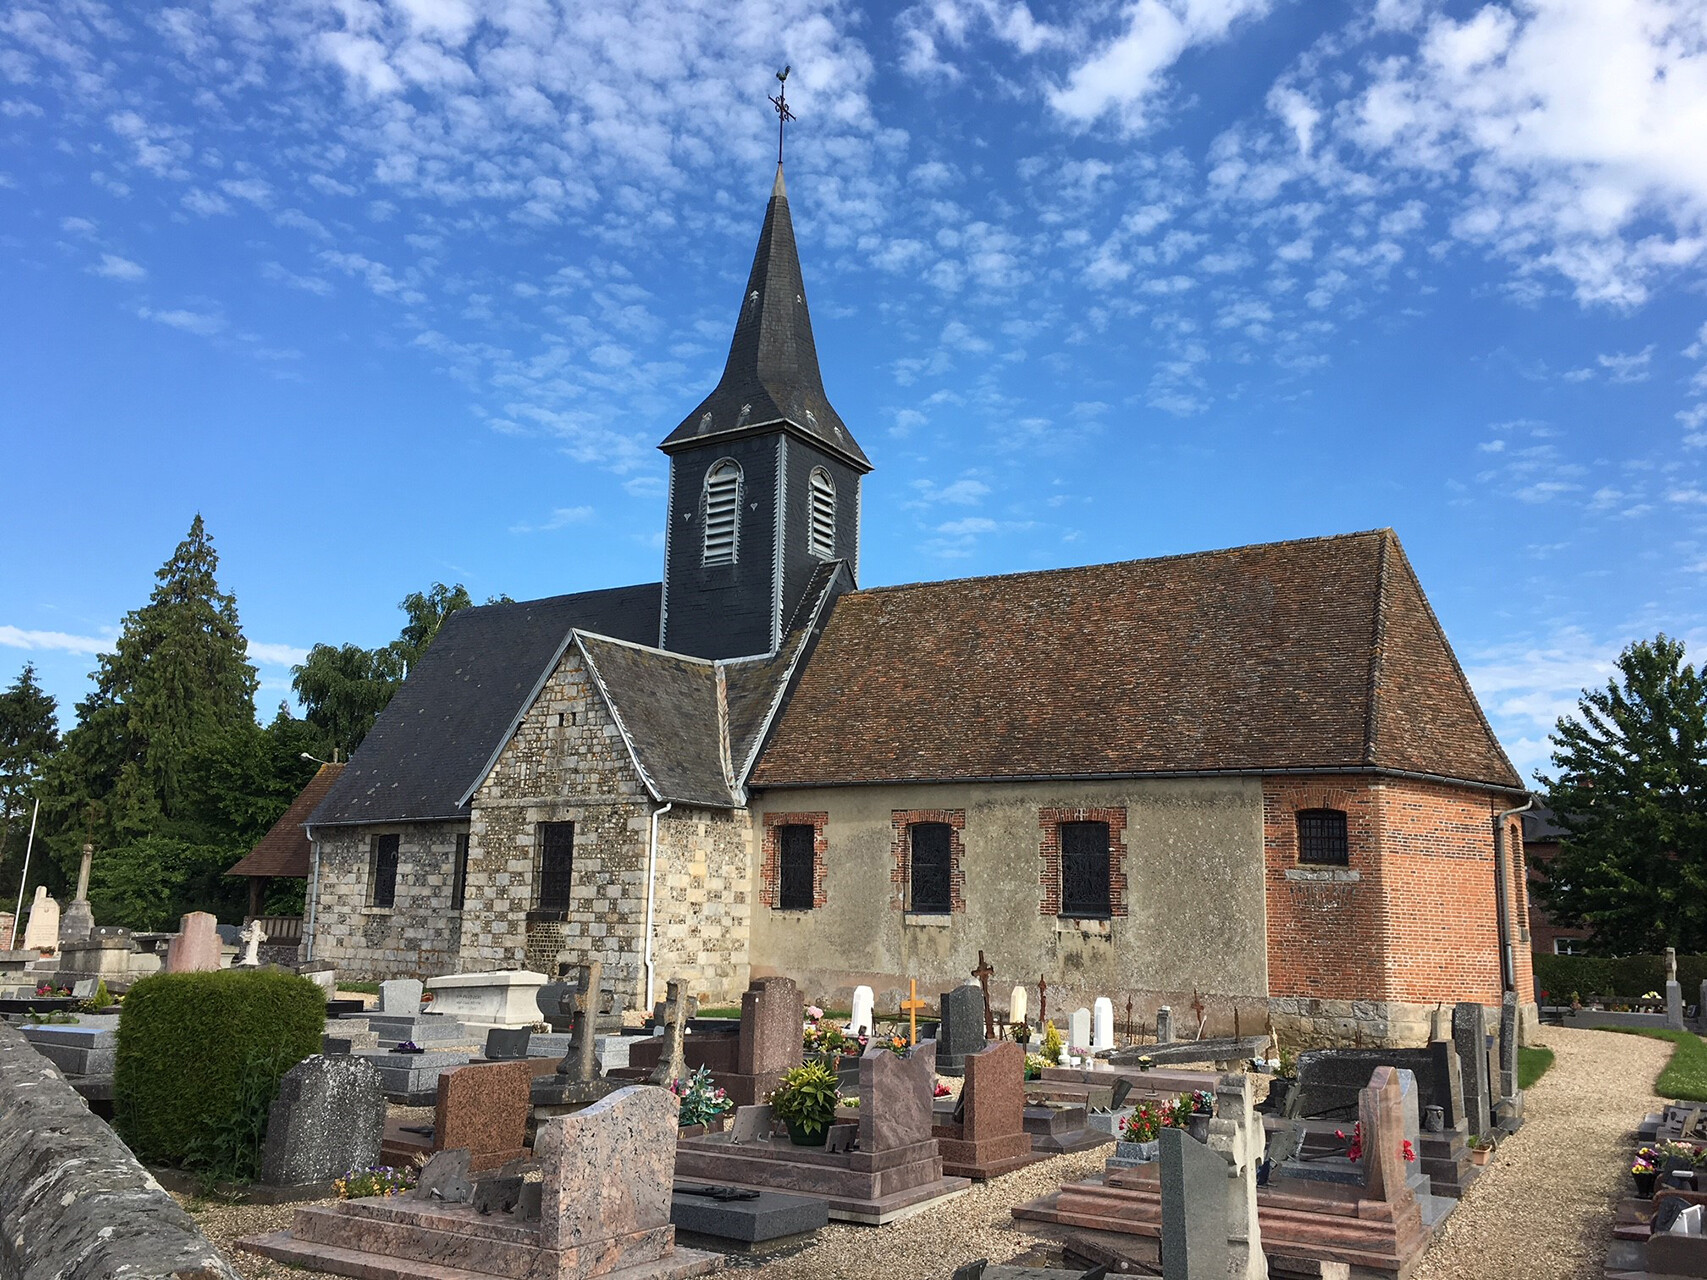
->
[537,822,574,911]
[777,824,816,910]
[909,823,953,914]
[1060,821,1111,918]
[369,834,400,909]
[1297,810,1349,866]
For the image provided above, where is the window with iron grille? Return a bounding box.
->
[777,823,816,909]
[369,834,399,909]
[1296,809,1349,866]
[1060,821,1111,917]
[909,822,953,913]
[450,832,470,911]
[703,460,741,565]
[537,821,575,911]
[808,467,836,559]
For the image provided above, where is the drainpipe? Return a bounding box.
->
[643,801,673,1011]
[1492,796,1534,994]
[302,826,320,963]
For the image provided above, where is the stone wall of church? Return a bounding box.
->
[306,822,466,979]
[460,643,653,999]
[748,777,1269,1035]
[649,806,754,1005]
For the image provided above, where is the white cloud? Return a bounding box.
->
[90,253,145,281]
[510,505,596,533]
[138,306,225,336]
[248,641,308,666]
[1597,345,1655,383]
[0,625,110,655]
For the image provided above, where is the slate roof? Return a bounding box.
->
[228,763,345,879]
[658,167,870,472]
[749,530,1523,792]
[308,584,661,826]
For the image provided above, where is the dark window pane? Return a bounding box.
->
[1297,810,1349,866]
[451,833,470,911]
[538,822,574,910]
[778,824,816,910]
[371,834,399,909]
[910,823,953,913]
[1060,821,1110,917]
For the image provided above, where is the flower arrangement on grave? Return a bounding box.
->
[1040,1021,1064,1066]
[1134,1055,1154,1072]
[1188,1089,1215,1115]
[1275,1046,1297,1080]
[803,1019,849,1058]
[395,1041,424,1054]
[1329,1122,1414,1163]
[669,1066,733,1129]
[934,1081,952,1098]
[1634,1147,1661,1197]
[771,1061,842,1145]
[33,982,71,998]
[1024,1053,1047,1081]
[334,1164,417,1199]
[1009,1023,1031,1046]
[1655,1139,1706,1168]
[807,1005,824,1020]
[876,1032,910,1057]
[1122,1101,1168,1144]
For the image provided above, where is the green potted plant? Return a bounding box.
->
[1041,1021,1064,1066]
[770,1061,841,1146]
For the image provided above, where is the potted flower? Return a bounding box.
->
[1185,1089,1215,1142]
[1119,1100,1166,1162]
[1467,1134,1494,1166]
[1023,1053,1047,1081]
[1041,1022,1064,1067]
[1266,1047,1297,1113]
[1633,1147,1659,1199]
[770,1062,841,1146]
[669,1066,733,1135]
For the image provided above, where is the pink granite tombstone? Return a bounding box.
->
[933,1039,1034,1179]
[164,911,221,973]
[1360,1065,1415,1210]
[436,1060,533,1172]
[720,976,803,1106]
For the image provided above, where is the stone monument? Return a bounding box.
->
[1667,947,1686,1031]
[59,844,96,949]
[1450,1002,1491,1138]
[164,911,222,973]
[21,887,59,953]
[236,920,266,969]
[932,1040,1035,1180]
[848,984,875,1036]
[531,960,614,1113]
[260,1055,386,1188]
[649,978,691,1086]
[935,982,988,1077]
[1092,997,1115,1053]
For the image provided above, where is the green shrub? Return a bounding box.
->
[115,969,324,1182]
[1533,953,1707,1000]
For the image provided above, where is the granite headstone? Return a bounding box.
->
[1451,1003,1491,1138]
[164,911,221,973]
[1160,1126,1230,1280]
[937,982,988,1076]
[260,1055,385,1187]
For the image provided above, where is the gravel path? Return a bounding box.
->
[183,1026,1677,1279]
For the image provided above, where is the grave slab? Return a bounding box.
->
[20,1024,116,1076]
[357,1048,474,1103]
[426,969,547,1029]
[670,1186,827,1255]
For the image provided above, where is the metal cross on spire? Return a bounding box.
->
[768,66,795,166]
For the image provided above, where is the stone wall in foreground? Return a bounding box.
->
[0,1022,240,1280]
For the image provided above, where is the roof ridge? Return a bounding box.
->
[1364,530,1391,766]
[848,528,1395,599]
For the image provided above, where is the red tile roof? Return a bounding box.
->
[227,763,346,879]
[749,530,1520,792]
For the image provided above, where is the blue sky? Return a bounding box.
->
[2,0,1705,784]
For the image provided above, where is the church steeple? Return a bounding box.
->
[658,158,870,661]
[658,164,870,471]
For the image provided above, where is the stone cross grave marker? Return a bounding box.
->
[900,979,929,1045]
[1009,985,1028,1029]
[972,950,996,1038]
[379,977,424,1015]
[1208,1070,1265,1280]
[164,911,220,973]
[238,920,266,968]
[1667,948,1685,1030]
[1092,997,1115,1053]
[59,844,95,948]
[849,985,875,1036]
[1036,974,1048,1028]
[1070,1007,1092,1054]
[649,978,690,1086]
[1451,1002,1491,1138]
[558,960,602,1083]
[1160,1126,1230,1280]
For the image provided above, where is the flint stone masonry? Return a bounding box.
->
[0,1022,241,1280]
[309,821,470,981]
[261,1055,385,1187]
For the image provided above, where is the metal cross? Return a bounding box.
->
[1036,974,1048,1029]
[972,950,995,1039]
[768,66,795,166]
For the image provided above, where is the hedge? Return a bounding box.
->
[1532,953,1707,1000]
[114,969,324,1182]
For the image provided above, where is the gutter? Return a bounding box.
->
[302,823,320,963]
[642,801,673,1010]
[1493,795,1534,995]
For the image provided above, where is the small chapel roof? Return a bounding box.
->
[657,165,870,472]
[308,583,661,827]
[749,529,1523,793]
[227,762,345,879]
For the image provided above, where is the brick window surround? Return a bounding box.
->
[1038,807,1128,918]
[890,810,967,913]
[761,812,828,909]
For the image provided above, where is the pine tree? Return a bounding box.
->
[0,663,59,878]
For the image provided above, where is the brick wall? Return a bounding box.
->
[757,812,827,909]
[888,808,966,913]
[1037,806,1128,918]
[308,821,466,979]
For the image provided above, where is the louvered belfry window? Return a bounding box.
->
[808,467,836,559]
[703,460,741,565]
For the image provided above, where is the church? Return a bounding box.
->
[302,162,1535,1049]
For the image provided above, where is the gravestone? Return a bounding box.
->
[1160,1126,1230,1280]
[300,962,336,994]
[729,1104,774,1145]
[1290,1042,1463,1125]
[1009,985,1028,1028]
[848,985,875,1036]
[22,887,59,952]
[649,978,691,1086]
[932,1040,1034,1179]
[1207,1070,1265,1280]
[532,960,614,1112]
[260,1055,385,1187]
[1451,1003,1491,1138]
[164,911,220,973]
[1667,957,1686,1032]
[379,977,424,1014]
[1360,1066,1416,1209]
[237,920,266,968]
[484,1027,531,1060]
[1070,1008,1092,1053]
[1495,991,1524,1130]
[412,1148,474,1204]
[937,983,988,1077]
[427,969,547,1027]
[1092,998,1115,1053]
[71,978,96,999]
[59,844,95,948]
[722,976,802,1106]
[1156,1005,1173,1045]
[435,1060,533,1171]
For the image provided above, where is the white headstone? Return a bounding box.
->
[1092,997,1115,1052]
[1009,985,1028,1026]
[303,967,337,993]
[1070,1006,1092,1052]
[238,919,267,967]
[21,887,59,952]
[848,985,875,1036]
[379,978,424,1014]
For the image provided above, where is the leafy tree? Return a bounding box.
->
[0,664,59,899]
[1534,635,1707,954]
[389,582,474,676]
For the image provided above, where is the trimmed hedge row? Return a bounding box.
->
[114,969,324,1181]
[1533,953,1707,1000]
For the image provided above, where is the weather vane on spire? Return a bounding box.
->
[769,66,795,166]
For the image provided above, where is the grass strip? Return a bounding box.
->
[1518,1045,1555,1090]
[1607,1028,1707,1102]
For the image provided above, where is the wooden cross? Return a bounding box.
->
[1190,988,1206,1039]
[972,950,996,1039]
[899,979,929,1046]
[1036,974,1048,1029]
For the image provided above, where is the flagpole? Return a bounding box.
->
[8,798,38,951]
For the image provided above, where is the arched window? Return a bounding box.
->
[703,460,740,565]
[808,467,836,559]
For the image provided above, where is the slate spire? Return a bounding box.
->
[659,165,870,471]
